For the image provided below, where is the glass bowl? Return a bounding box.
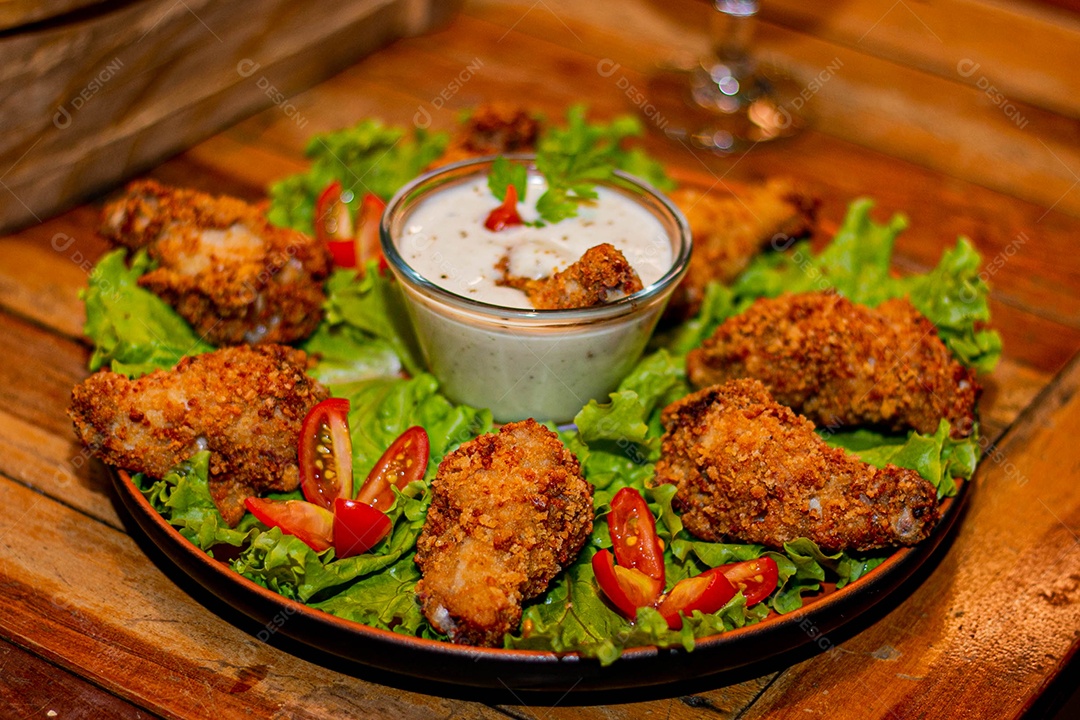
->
[380,155,691,423]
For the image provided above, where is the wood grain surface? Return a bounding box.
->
[0,0,1077,717]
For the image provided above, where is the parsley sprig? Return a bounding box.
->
[488,105,674,226]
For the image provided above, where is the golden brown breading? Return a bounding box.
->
[654,380,940,552]
[498,243,644,309]
[414,419,594,647]
[434,103,541,167]
[687,292,979,438]
[668,178,818,318]
[100,180,333,345]
[69,345,329,526]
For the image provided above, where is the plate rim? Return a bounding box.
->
[110,464,969,690]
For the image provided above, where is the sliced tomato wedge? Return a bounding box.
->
[657,570,738,630]
[315,181,357,267]
[484,183,523,231]
[608,487,665,585]
[591,548,664,618]
[355,192,387,271]
[710,556,780,606]
[356,426,430,512]
[333,498,392,558]
[245,497,334,552]
[299,398,353,511]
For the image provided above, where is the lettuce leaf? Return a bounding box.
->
[267,119,448,234]
[314,266,425,378]
[713,199,1001,372]
[82,249,213,377]
[132,452,255,551]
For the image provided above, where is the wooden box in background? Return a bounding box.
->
[0,0,458,233]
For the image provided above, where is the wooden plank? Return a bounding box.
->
[737,354,1080,719]
[0,634,154,720]
[0,636,150,720]
[0,476,512,719]
[763,0,1080,119]
[0,0,459,233]
[460,1,1080,218]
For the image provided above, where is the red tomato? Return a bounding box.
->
[333,498,392,557]
[315,181,357,267]
[656,571,737,630]
[356,426,430,512]
[244,497,334,552]
[314,183,386,270]
[483,184,524,231]
[355,192,387,270]
[591,549,664,618]
[298,398,353,511]
[608,487,665,584]
[710,556,779,606]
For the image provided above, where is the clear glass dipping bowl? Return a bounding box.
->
[380,155,691,424]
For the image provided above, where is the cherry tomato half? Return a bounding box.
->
[298,398,353,511]
[245,497,334,552]
[483,183,524,231]
[709,556,780,606]
[315,181,356,267]
[656,570,737,630]
[591,548,664,618]
[333,498,392,558]
[356,426,430,512]
[355,192,387,271]
[314,183,387,270]
[608,487,666,585]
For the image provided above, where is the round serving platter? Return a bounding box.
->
[111,466,968,691]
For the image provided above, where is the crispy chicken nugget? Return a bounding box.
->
[433,103,541,167]
[414,419,594,647]
[668,178,818,318]
[100,179,333,345]
[69,345,329,526]
[687,292,979,438]
[499,243,644,309]
[654,380,940,552]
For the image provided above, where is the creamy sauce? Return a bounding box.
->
[396,175,673,308]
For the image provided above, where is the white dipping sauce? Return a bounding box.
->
[396,175,672,308]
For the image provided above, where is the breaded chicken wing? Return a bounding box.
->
[101,180,333,345]
[654,380,940,552]
[434,103,540,167]
[414,419,594,647]
[687,292,979,438]
[69,345,329,526]
[668,178,818,318]
[498,243,644,309]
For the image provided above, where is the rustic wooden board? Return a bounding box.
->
[0,636,147,720]
[0,0,460,234]
[1,0,1078,716]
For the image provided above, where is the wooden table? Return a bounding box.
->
[2,1,1078,717]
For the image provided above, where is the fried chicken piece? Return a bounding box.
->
[654,380,940,552]
[498,243,644,309]
[435,103,541,167]
[414,419,594,647]
[69,345,329,526]
[100,179,333,345]
[687,292,979,438]
[668,178,818,318]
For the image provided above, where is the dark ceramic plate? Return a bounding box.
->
[111,467,968,691]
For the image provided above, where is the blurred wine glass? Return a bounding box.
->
[647,0,802,152]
